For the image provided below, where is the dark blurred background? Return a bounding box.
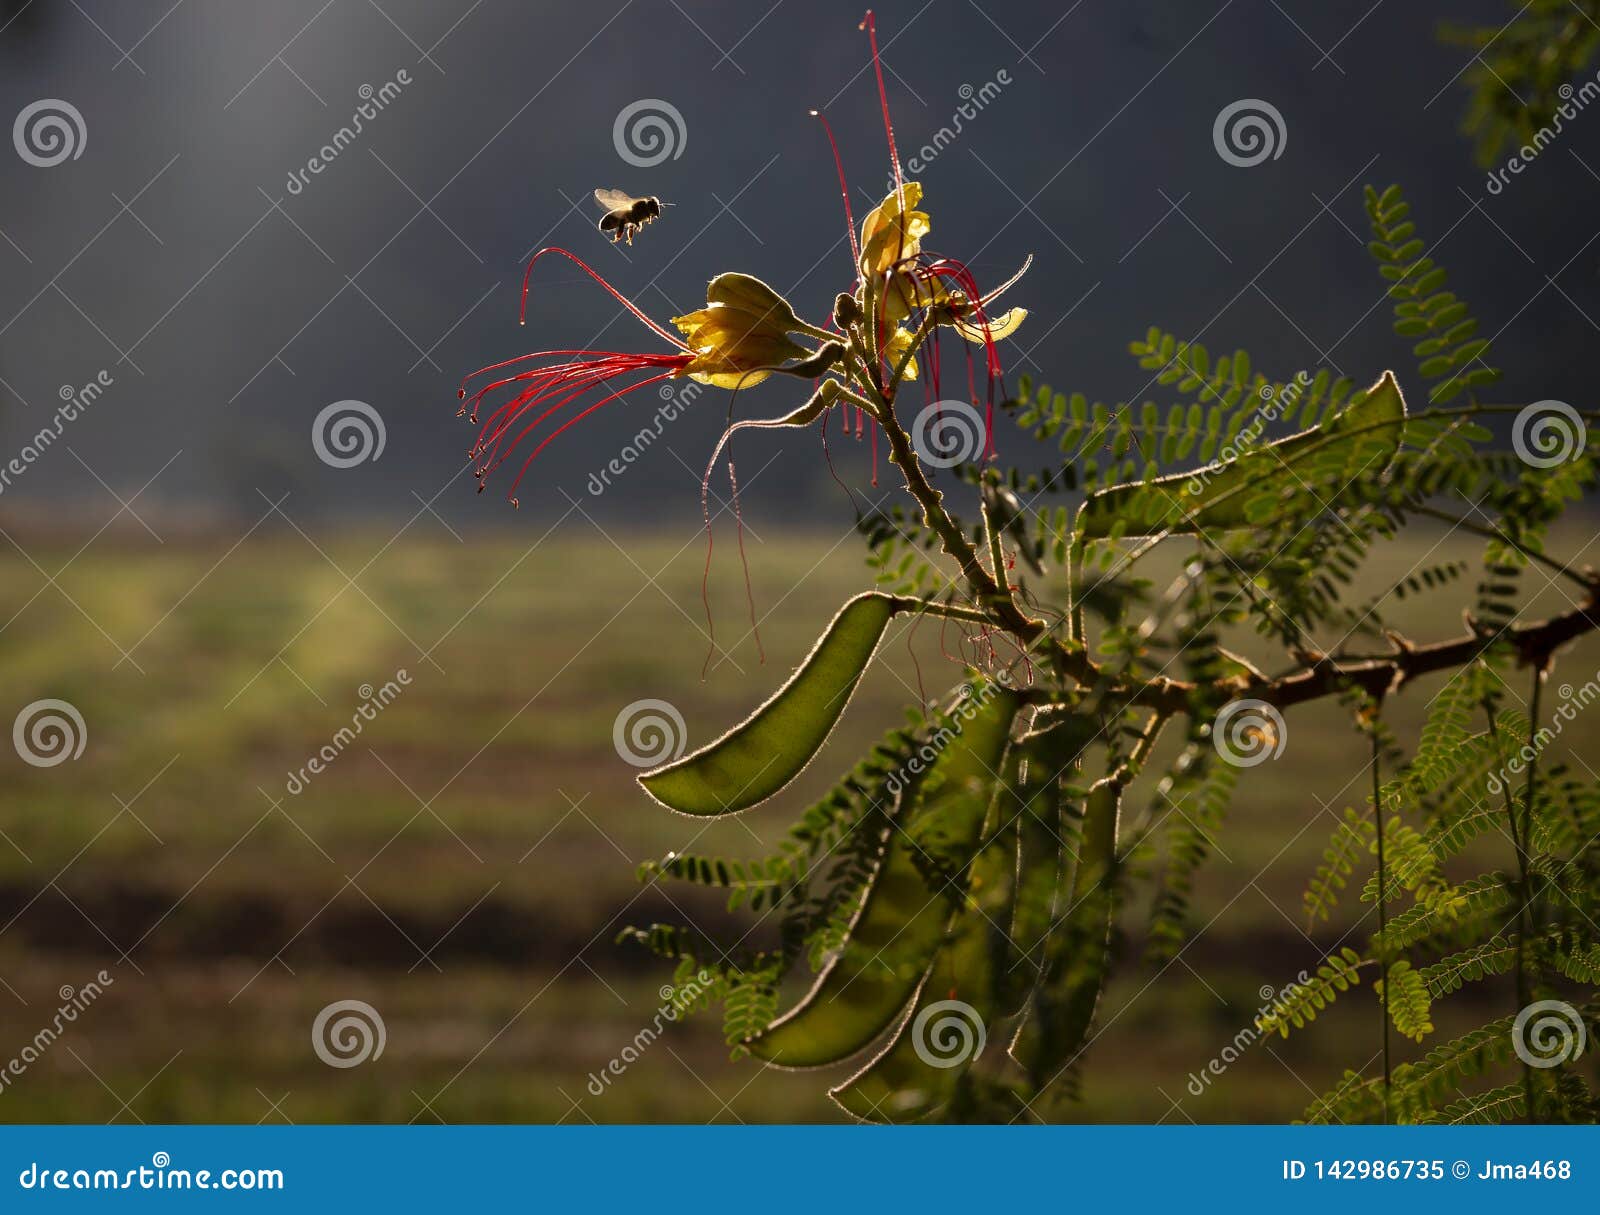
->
[2,0,1596,522]
[0,0,1597,1124]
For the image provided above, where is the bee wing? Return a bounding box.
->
[593,188,635,211]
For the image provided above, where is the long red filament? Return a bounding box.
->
[728,459,765,664]
[500,371,676,502]
[462,348,691,500]
[810,110,860,267]
[470,353,687,465]
[860,12,902,199]
[518,247,686,349]
[459,347,656,400]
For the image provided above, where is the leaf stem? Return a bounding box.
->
[1409,504,1592,588]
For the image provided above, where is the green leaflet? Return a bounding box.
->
[1013,768,1125,1085]
[638,593,896,816]
[745,685,1022,1068]
[1075,370,1408,540]
[829,821,1013,1122]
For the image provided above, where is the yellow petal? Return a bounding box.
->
[949,307,1027,343]
[685,364,774,389]
[704,272,800,328]
[860,182,930,275]
[880,269,950,326]
[671,307,809,366]
[882,326,920,382]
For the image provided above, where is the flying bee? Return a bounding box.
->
[593,189,670,246]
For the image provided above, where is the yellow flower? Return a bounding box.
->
[856,184,1028,344]
[671,273,811,388]
[859,182,931,277]
[948,306,1027,343]
[882,326,920,381]
[880,267,949,327]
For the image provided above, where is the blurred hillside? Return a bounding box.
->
[0,521,1596,1122]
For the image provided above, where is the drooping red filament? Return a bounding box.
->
[461,351,690,503]
[452,251,697,504]
[728,459,765,665]
[517,247,687,350]
[860,11,902,198]
[916,254,1008,458]
[810,110,860,268]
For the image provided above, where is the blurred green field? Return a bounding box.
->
[0,516,1596,1123]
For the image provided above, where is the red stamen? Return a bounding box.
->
[519,247,687,350]
[500,371,676,499]
[728,459,765,665]
[904,604,928,714]
[460,347,661,401]
[700,463,718,681]
[461,348,692,500]
[818,406,861,512]
[919,256,1008,458]
[860,12,902,197]
[810,109,860,267]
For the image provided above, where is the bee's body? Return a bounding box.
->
[593,190,664,245]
